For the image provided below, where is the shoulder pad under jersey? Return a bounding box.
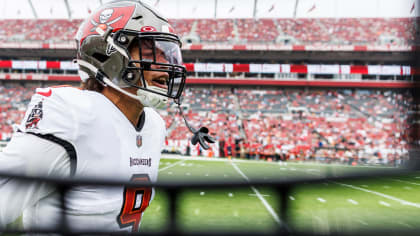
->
[18,86,92,143]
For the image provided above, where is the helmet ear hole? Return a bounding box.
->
[123,70,141,85]
[118,34,129,45]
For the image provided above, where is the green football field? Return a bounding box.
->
[140,156,420,234]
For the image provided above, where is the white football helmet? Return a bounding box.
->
[75,0,186,109]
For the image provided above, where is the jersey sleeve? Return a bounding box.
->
[16,87,79,143]
[0,132,71,228]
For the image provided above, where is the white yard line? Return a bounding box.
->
[390,178,420,186]
[332,181,420,208]
[249,194,270,197]
[347,199,359,205]
[317,198,326,203]
[158,160,185,172]
[397,222,413,228]
[230,160,282,225]
[356,219,368,226]
[379,201,391,207]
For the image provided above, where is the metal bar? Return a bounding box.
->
[253,0,258,19]
[277,186,291,235]
[214,0,217,19]
[0,167,419,234]
[1,225,420,235]
[58,185,70,235]
[27,0,38,19]
[0,168,413,189]
[293,0,299,18]
[167,187,178,234]
[64,0,72,20]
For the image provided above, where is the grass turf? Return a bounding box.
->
[3,157,419,235]
[139,157,420,234]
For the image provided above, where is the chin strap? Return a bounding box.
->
[137,86,168,110]
[177,104,216,150]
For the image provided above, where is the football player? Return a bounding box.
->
[0,0,185,233]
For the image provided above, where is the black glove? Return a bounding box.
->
[178,105,216,150]
[189,126,216,150]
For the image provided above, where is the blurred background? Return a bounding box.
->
[0,0,420,234]
[0,0,418,166]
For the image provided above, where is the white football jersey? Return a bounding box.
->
[15,86,166,232]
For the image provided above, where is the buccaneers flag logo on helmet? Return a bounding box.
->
[76,5,136,46]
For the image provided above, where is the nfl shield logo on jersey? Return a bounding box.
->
[136,135,142,148]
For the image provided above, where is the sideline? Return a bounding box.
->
[161,154,397,169]
[230,161,282,225]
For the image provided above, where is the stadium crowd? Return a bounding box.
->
[0,83,414,166]
[0,18,417,45]
[0,83,35,140]
[160,87,413,166]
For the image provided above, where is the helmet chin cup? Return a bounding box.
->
[136,86,168,109]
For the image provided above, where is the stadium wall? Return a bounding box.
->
[0,74,417,89]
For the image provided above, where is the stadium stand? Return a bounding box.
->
[121,86,414,166]
[0,1,419,235]
[195,19,235,42]
[0,0,417,166]
[0,83,37,140]
[236,19,278,43]
[0,18,417,45]
[0,19,82,42]
[168,19,194,38]
[0,82,413,167]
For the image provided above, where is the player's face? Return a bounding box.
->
[129,40,170,91]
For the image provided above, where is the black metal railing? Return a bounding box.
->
[0,165,420,235]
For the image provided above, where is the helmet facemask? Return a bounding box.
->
[113,30,186,106]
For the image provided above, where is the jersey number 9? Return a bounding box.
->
[117,174,152,232]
